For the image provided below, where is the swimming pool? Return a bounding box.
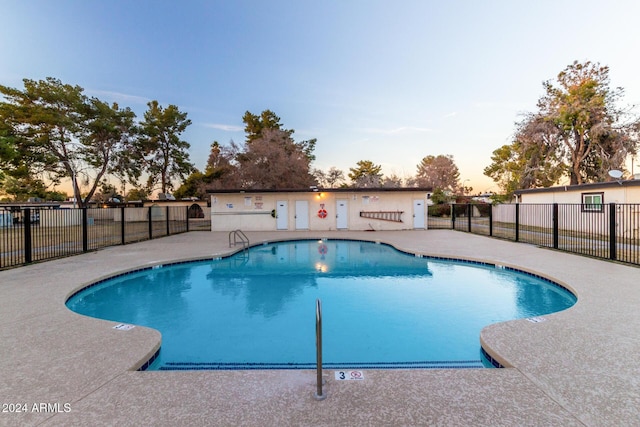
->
[66,239,576,370]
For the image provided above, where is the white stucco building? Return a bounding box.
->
[208,188,433,232]
[514,179,640,205]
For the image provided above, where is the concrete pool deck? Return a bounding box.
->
[1,229,639,426]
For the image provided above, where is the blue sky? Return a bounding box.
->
[3,0,640,193]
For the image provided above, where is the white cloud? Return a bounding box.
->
[443,111,458,118]
[202,123,244,132]
[86,89,150,105]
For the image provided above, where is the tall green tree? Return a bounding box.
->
[173,170,206,200]
[483,144,523,197]
[138,100,194,194]
[0,78,81,200]
[79,98,138,203]
[243,110,290,143]
[0,77,138,206]
[242,109,316,162]
[0,121,20,170]
[348,160,383,187]
[0,121,25,197]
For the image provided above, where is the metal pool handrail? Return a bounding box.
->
[314,298,326,400]
[228,229,249,250]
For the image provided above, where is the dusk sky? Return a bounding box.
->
[3,0,640,193]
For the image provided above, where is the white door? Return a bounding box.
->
[295,200,309,230]
[413,199,426,229]
[336,199,348,229]
[276,201,288,230]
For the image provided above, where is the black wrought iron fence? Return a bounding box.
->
[0,206,210,270]
[428,203,640,266]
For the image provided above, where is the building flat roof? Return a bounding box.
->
[207,187,433,194]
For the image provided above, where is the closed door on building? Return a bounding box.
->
[336,199,348,229]
[295,200,309,230]
[276,201,288,230]
[413,199,425,229]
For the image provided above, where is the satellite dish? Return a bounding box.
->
[608,170,623,179]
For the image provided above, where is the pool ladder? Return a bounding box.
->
[228,229,249,251]
[314,298,326,400]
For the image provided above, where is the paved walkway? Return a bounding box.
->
[1,230,640,426]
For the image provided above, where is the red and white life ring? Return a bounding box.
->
[318,244,328,255]
[318,209,328,219]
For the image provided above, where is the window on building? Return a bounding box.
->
[582,192,604,212]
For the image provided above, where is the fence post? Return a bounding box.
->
[515,203,520,242]
[451,204,456,230]
[552,203,559,249]
[121,206,125,245]
[148,206,153,239]
[24,208,32,264]
[186,205,190,232]
[166,206,170,236]
[609,203,617,261]
[467,204,472,232]
[489,204,493,237]
[82,208,88,252]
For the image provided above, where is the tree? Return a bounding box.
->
[348,160,383,187]
[540,61,639,184]
[0,77,138,206]
[243,109,316,162]
[206,141,226,170]
[174,140,240,196]
[173,170,206,200]
[199,110,318,190]
[484,115,565,196]
[188,111,318,192]
[490,61,640,189]
[0,121,22,185]
[311,168,325,185]
[430,188,451,204]
[0,78,83,201]
[326,167,346,188]
[243,109,289,143]
[404,175,418,187]
[381,173,404,188]
[1,175,47,201]
[415,155,460,191]
[312,166,345,188]
[125,187,150,201]
[137,100,194,194]
[92,181,121,203]
[203,140,241,189]
[234,128,314,189]
[79,98,138,204]
[484,144,522,197]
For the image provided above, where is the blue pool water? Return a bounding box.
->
[66,240,576,370]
